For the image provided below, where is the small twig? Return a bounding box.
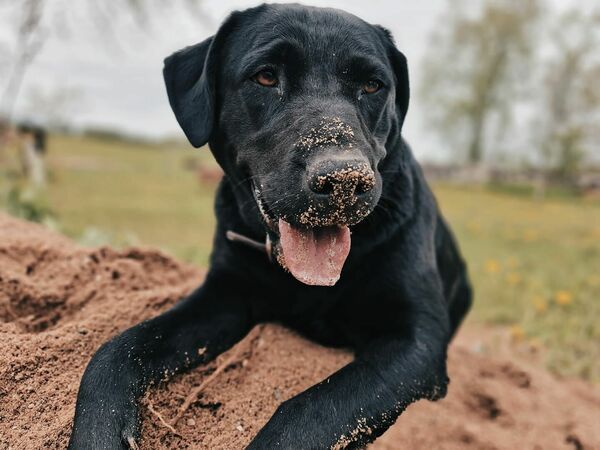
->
[170,325,264,427]
[147,402,181,436]
[5,302,19,321]
[226,230,271,256]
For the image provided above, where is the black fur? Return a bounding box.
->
[69,4,471,449]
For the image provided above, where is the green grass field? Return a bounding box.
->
[1,134,599,380]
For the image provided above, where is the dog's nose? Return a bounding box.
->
[308,160,375,199]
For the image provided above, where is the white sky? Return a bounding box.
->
[1,0,590,161]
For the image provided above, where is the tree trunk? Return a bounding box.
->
[468,112,485,165]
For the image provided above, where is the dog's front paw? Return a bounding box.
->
[246,398,330,450]
[68,400,140,450]
[68,419,138,450]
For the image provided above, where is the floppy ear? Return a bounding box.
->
[376,26,410,130]
[163,37,215,148]
[164,11,244,147]
[389,47,410,130]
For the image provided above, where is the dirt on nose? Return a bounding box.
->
[299,165,375,228]
[314,165,375,206]
[296,117,355,151]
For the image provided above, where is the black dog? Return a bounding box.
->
[68,4,471,449]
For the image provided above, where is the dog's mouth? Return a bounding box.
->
[277,220,350,287]
[253,186,352,287]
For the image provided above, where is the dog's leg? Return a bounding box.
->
[247,283,450,450]
[435,215,472,337]
[68,271,255,450]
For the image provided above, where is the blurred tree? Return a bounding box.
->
[0,0,209,120]
[536,8,600,183]
[0,0,45,120]
[420,0,543,165]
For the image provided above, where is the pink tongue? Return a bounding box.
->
[278,219,351,286]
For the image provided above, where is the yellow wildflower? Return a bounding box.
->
[484,259,501,274]
[554,290,573,306]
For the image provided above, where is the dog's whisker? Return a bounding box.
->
[230,174,261,191]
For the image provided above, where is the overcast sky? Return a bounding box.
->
[0,0,589,161]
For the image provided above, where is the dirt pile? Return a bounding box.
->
[1,213,598,450]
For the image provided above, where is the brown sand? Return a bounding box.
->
[1,213,599,450]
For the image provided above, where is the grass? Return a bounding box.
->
[1,134,599,380]
[1,134,217,265]
[436,184,600,380]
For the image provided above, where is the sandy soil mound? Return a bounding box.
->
[1,213,598,450]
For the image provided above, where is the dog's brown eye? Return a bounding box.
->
[254,70,278,87]
[363,80,381,94]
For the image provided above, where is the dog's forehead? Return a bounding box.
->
[230,4,385,60]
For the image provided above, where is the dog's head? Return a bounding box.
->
[164,4,410,286]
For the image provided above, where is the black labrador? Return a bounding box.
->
[68,4,472,449]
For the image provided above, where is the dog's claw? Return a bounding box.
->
[126,436,139,450]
